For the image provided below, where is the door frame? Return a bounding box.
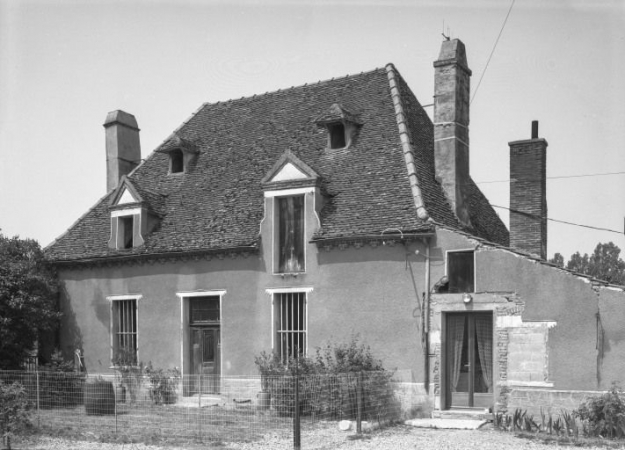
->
[441,311,493,410]
[176,290,226,396]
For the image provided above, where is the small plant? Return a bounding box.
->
[1,381,33,450]
[561,409,579,438]
[575,383,625,438]
[144,363,180,405]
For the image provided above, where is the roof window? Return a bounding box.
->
[328,123,346,149]
[315,103,362,150]
[170,149,184,174]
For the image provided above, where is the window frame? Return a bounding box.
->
[266,187,313,275]
[266,288,311,363]
[170,148,185,174]
[328,122,347,149]
[446,249,476,293]
[107,294,142,366]
[111,207,142,250]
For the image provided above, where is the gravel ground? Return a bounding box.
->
[13,425,625,450]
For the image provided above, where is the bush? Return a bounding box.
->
[255,336,399,422]
[144,363,180,405]
[1,381,32,449]
[575,383,625,438]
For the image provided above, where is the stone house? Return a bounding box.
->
[46,39,625,414]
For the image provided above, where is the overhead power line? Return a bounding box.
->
[491,204,624,235]
[475,171,625,185]
[471,0,516,105]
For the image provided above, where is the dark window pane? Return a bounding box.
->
[171,149,184,173]
[448,251,474,293]
[120,216,134,249]
[278,196,305,273]
[190,296,220,323]
[329,123,346,148]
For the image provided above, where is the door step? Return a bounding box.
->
[176,394,224,408]
[433,408,492,421]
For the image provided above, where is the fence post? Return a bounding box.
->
[293,371,301,450]
[36,371,40,428]
[114,377,118,435]
[198,375,202,441]
[356,372,363,434]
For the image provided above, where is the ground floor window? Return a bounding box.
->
[111,298,138,364]
[274,292,307,362]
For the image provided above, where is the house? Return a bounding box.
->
[46,39,625,414]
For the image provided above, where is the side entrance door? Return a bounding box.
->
[445,312,493,409]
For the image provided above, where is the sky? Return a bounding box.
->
[0,0,624,260]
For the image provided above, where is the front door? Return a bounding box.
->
[188,296,221,394]
[445,312,493,409]
[190,327,220,394]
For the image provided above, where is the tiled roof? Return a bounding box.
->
[46,66,508,262]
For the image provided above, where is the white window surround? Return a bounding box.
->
[445,248,477,292]
[175,290,227,380]
[263,187,316,198]
[111,207,142,217]
[107,294,142,366]
[266,287,312,352]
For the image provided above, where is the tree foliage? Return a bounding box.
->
[550,242,625,285]
[0,233,59,369]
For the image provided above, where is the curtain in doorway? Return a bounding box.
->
[279,196,304,272]
[448,315,465,392]
[475,315,493,392]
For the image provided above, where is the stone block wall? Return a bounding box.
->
[507,388,603,417]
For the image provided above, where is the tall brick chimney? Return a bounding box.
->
[104,110,141,192]
[509,121,548,259]
[433,38,472,226]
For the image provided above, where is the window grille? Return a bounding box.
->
[190,296,220,324]
[276,292,306,362]
[113,299,137,363]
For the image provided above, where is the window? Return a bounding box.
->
[119,216,134,249]
[448,250,475,293]
[190,296,220,324]
[328,123,346,149]
[275,292,307,362]
[170,149,184,174]
[112,298,138,364]
[277,195,305,273]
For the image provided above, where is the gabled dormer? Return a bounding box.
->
[315,103,362,149]
[156,135,199,175]
[261,151,323,275]
[107,177,160,250]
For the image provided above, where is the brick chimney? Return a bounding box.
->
[104,110,141,192]
[509,121,548,259]
[433,38,472,226]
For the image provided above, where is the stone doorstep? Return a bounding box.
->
[432,408,493,421]
[175,394,226,408]
[405,418,487,430]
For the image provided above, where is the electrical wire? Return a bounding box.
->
[475,171,625,185]
[470,0,516,105]
[491,204,624,235]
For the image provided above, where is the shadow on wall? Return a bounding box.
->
[59,284,84,369]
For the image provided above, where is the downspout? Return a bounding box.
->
[424,239,431,393]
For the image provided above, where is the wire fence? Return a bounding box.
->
[0,369,429,446]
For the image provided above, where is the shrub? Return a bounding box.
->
[144,363,180,405]
[255,336,399,422]
[1,381,33,449]
[575,383,625,438]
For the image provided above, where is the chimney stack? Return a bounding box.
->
[509,121,548,259]
[433,38,472,226]
[104,110,141,192]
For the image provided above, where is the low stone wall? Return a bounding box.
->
[220,377,262,404]
[392,382,433,418]
[506,387,604,416]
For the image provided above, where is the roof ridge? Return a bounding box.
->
[384,64,429,221]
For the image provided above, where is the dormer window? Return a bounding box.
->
[328,123,346,149]
[170,149,184,174]
[156,135,198,176]
[278,195,305,272]
[315,103,362,150]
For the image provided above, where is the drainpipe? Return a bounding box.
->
[424,239,431,393]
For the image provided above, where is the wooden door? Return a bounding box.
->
[445,312,493,409]
[190,327,220,394]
